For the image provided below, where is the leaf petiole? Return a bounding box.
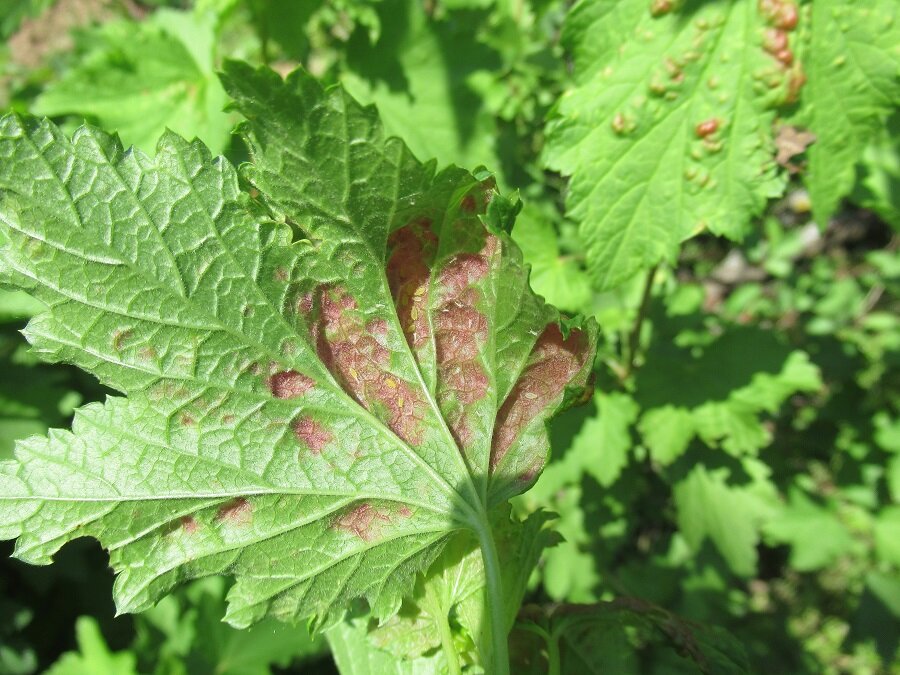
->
[475,518,510,675]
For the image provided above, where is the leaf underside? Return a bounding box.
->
[0,63,596,631]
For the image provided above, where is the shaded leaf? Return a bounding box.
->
[341,0,501,176]
[511,599,751,674]
[570,392,637,487]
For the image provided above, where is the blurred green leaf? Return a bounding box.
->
[134,577,326,675]
[45,617,137,675]
[852,113,900,230]
[0,290,43,323]
[874,506,900,566]
[511,600,751,674]
[327,618,444,675]
[764,489,856,571]
[0,0,54,41]
[33,9,231,154]
[512,203,593,313]
[569,392,638,487]
[0,346,81,460]
[674,463,776,576]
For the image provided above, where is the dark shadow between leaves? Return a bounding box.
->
[636,299,799,409]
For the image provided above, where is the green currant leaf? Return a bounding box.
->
[545,0,789,289]
[0,64,596,635]
[794,0,900,226]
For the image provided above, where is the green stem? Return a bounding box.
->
[624,264,658,378]
[476,522,510,675]
[546,633,561,675]
[436,608,462,675]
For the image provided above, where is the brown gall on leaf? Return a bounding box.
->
[332,502,391,542]
[694,119,720,139]
[268,370,315,399]
[491,323,592,469]
[310,285,426,445]
[650,0,675,17]
[292,415,331,454]
[763,28,794,68]
[763,28,788,56]
[759,0,798,31]
[216,498,253,525]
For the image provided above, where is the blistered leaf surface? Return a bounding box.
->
[795,0,900,225]
[0,64,595,630]
[545,0,790,289]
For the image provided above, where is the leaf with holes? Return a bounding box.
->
[0,62,596,671]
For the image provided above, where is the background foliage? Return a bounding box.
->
[0,0,897,672]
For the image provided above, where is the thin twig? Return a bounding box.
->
[625,265,658,378]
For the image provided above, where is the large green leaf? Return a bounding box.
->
[0,63,595,640]
[545,0,788,289]
[795,0,900,226]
